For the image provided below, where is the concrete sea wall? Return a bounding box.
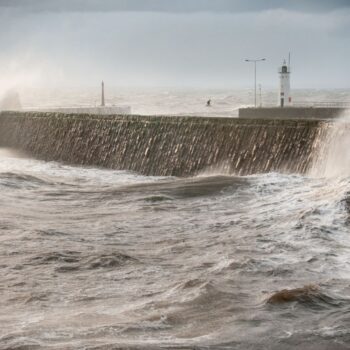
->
[0,112,326,176]
[239,107,347,120]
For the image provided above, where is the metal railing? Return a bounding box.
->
[258,101,350,108]
[289,101,350,108]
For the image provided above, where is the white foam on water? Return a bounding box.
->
[0,148,166,187]
[310,110,350,178]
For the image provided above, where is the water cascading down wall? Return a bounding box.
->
[0,112,328,176]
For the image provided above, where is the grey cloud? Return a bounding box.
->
[1,8,349,89]
[1,0,349,13]
[0,1,349,90]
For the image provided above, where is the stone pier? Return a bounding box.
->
[0,111,328,176]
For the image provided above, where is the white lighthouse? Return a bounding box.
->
[278,59,291,107]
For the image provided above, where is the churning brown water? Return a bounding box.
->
[1,142,350,350]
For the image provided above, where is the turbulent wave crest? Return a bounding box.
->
[1,147,350,350]
[310,112,350,178]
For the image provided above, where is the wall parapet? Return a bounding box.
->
[239,107,347,120]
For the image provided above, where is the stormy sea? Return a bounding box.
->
[1,89,350,349]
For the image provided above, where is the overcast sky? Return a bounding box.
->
[1,0,350,90]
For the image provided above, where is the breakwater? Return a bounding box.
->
[0,111,326,176]
[239,107,347,119]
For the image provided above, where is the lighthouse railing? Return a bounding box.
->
[291,101,350,108]
[255,101,350,108]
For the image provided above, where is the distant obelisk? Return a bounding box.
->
[101,81,105,107]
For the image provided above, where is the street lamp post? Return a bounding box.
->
[259,84,262,107]
[245,58,266,107]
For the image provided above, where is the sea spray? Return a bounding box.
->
[0,90,22,111]
[310,111,350,178]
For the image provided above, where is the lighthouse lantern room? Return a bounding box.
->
[278,59,291,107]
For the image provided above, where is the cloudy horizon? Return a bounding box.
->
[1,0,350,92]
